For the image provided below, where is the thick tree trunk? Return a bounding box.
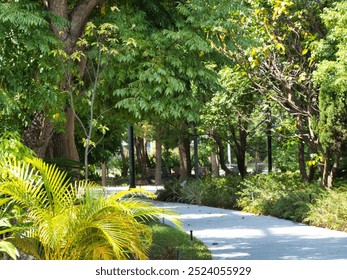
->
[155,137,162,185]
[298,141,315,182]
[44,1,101,161]
[23,112,54,158]
[50,108,79,161]
[179,136,191,180]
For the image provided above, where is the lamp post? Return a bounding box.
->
[128,125,136,188]
[193,123,199,178]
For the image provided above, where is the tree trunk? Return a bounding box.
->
[155,137,162,185]
[230,125,248,178]
[135,137,148,179]
[120,142,128,177]
[179,136,191,180]
[44,1,101,161]
[211,131,233,175]
[50,108,79,161]
[211,151,219,177]
[328,153,340,188]
[23,112,54,158]
[298,141,308,181]
[101,162,107,187]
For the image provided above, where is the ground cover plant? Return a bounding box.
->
[237,172,323,222]
[149,223,211,260]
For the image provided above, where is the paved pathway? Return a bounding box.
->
[151,200,347,260]
[106,186,347,260]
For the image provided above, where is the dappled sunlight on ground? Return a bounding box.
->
[104,186,347,260]
[151,200,347,260]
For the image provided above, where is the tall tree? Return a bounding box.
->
[312,1,347,186]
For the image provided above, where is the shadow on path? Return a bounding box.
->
[152,201,347,260]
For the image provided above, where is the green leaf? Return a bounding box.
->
[0,241,19,260]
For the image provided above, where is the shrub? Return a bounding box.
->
[200,176,242,209]
[237,172,322,222]
[180,179,204,205]
[305,185,347,231]
[156,179,182,202]
[157,176,242,209]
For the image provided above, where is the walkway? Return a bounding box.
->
[151,200,347,260]
[106,186,347,260]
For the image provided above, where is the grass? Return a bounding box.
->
[149,223,212,260]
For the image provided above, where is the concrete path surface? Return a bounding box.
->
[151,200,347,260]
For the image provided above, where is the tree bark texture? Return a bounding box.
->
[211,151,219,177]
[120,142,128,178]
[179,135,191,180]
[49,108,79,161]
[298,140,309,181]
[22,112,54,159]
[155,137,162,185]
[135,137,148,179]
[230,124,248,178]
[101,162,107,187]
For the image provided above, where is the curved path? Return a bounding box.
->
[152,200,347,260]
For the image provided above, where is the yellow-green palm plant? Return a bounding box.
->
[0,157,180,260]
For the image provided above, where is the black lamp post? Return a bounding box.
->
[128,125,136,188]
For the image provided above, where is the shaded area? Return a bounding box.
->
[153,201,347,260]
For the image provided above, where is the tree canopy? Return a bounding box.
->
[0,0,346,187]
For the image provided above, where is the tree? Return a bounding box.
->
[312,1,347,186]
[0,1,65,156]
[201,66,266,178]
[187,0,343,186]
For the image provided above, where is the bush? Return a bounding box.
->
[305,185,347,231]
[156,179,182,202]
[237,172,322,222]
[156,176,242,209]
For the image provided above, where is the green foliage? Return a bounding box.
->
[0,132,35,160]
[0,198,22,260]
[312,1,347,152]
[305,185,347,231]
[0,156,180,260]
[0,1,64,132]
[149,223,211,260]
[199,176,242,209]
[157,176,242,209]
[156,179,183,202]
[237,172,323,221]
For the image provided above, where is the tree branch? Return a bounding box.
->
[67,0,101,51]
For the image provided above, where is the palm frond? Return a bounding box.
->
[1,156,181,260]
[27,158,75,211]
